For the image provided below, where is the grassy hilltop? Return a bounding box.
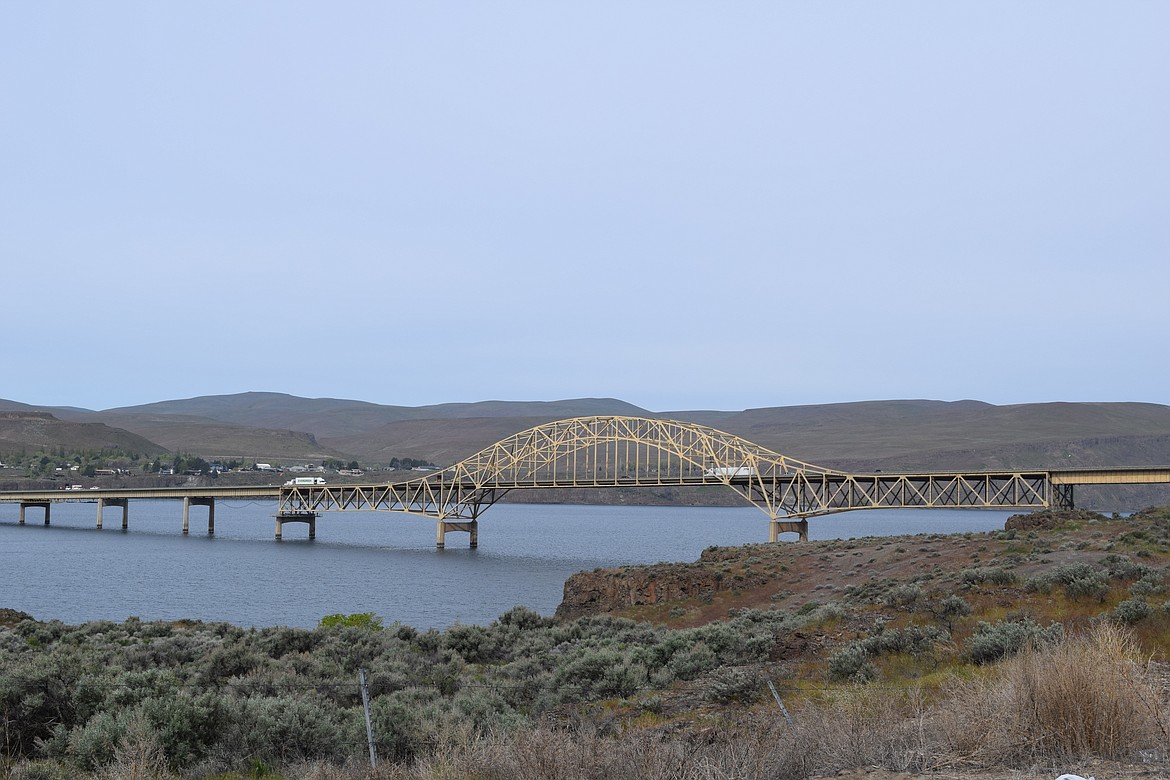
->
[2,508,1170,779]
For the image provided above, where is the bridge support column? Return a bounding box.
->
[436,519,478,549]
[771,518,808,543]
[183,497,215,535]
[1053,483,1075,510]
[275,512,317,541]
[96,498,129,530]
[21,502,50,526]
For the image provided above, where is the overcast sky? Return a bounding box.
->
[2,3,1166,412]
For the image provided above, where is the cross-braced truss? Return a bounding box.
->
[278,416,1059,531]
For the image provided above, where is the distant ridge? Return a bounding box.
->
[694,400,1170,470]
[96,392,652,440]
[1,395,1169,482]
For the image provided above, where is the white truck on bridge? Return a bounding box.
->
[704,466,756,478]
[284,477,327,486]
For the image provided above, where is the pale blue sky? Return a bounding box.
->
[2,3,1167,412]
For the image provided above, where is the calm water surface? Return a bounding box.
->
[0,500,1014,629]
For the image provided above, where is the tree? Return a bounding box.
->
[318,613,383,631]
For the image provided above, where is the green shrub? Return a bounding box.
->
[1100,554,1159,582]
[218,695,347,765]
[444,623,499,663]
[827,644,877,682]
[495,605,548,631]
[66,710,128,770]
[317,613,383,631]
[884,584,925,611]
[1027,563,1111,602]
[1065,574,1110,602]
[1129,572,1167,598]
[665,641,718,680]
[827,624,948,683]
[705,667,761,704]
[929,594,973,631]
[370,691,432,763]
[256,626,321,658]
[1112,598,1153,625]
[968,618,1064,664]
[448,687,526,734]
[961,567,1018,586]
[139,691,225,768]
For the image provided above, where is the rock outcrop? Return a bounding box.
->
[555,560,767,620]
[1004,508,1106,532]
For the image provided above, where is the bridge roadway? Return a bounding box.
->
[0,485,283,536]
[1,466,1167,544]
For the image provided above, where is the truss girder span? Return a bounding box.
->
[773,473,1052,515]
[276,416,1059,541]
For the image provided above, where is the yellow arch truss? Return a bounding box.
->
[279,415,1059,544]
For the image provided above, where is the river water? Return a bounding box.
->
[0,501,1015,629]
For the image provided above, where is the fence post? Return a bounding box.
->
[359,668,378,767]
[766,678,795,729]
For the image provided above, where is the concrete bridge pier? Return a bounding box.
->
[182,497,216,535]
[20,501,51,526]
[274,512,317,540]
[96,498,129,530]
[436,519,478,549]
[770,518,809,543]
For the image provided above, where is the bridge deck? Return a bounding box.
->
[1050,468,1170,485]
[0,485,280,503]
[1,466,1167,506]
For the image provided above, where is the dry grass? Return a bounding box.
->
[278,626,1168,780]
[285,720,812,780]
[940,622,1165,767]
[797,687,938,773]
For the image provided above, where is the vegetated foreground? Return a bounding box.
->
[3,510,1170,779]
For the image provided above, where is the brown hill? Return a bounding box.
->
[88,413,349,462]
[0,411,165,456]
[319,416,548,465]
[96,392,414,439]
[97,392,652,440]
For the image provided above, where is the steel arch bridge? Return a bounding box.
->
[278,415,1067,545]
